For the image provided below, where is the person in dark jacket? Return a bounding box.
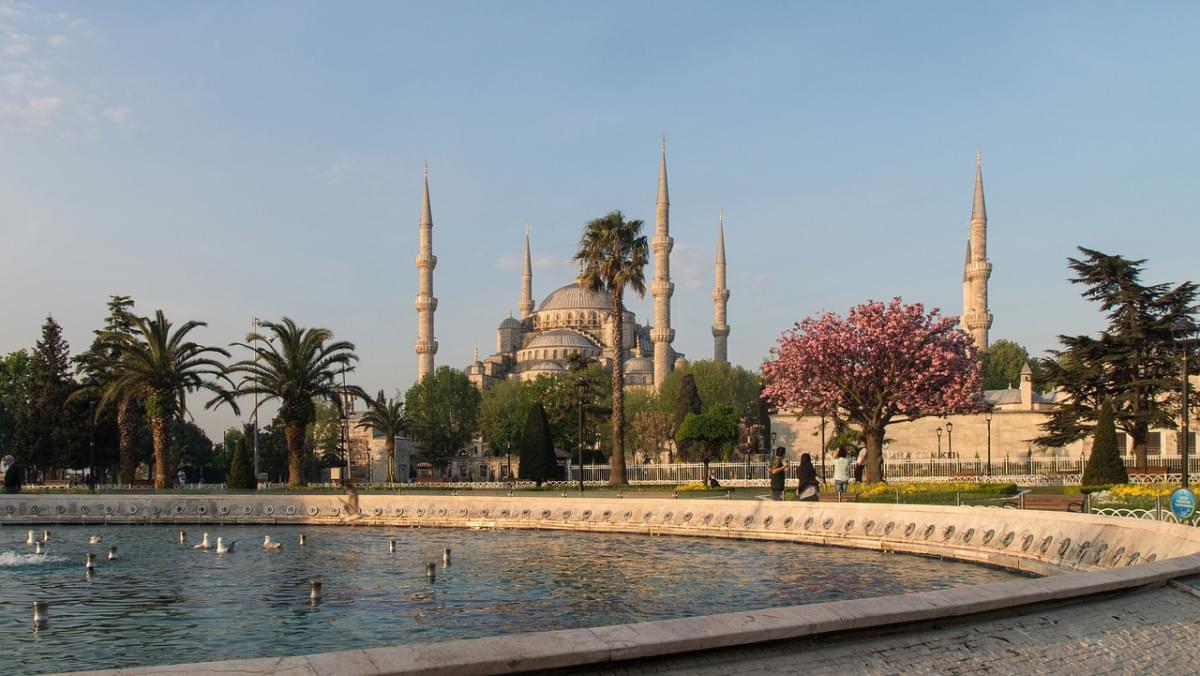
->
[795,453,820,501]
[3,455,22,494]
[768,447,789,500]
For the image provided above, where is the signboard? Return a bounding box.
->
[1170,488,1196,520]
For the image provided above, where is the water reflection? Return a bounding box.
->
[1,525,1015,674]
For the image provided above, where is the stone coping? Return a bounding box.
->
[4,494,1198,674]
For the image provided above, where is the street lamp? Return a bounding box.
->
[984,408,994,477]
[575,378,588,493]
[945,421,954,459]
[1172,318,1198,488]
[340,364,350,486]
[936,427,943,458]
[85,376,99,493]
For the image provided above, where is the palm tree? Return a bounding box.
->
[98,310,236,489]
[356,389,407,483]
[229,318,366,486]
[574,209,649,486]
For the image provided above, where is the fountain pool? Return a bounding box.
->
[1,525,1019,674]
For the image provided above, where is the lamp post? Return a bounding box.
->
[85,376,99,493]
[575,378,587,493]
[984,408,994,477]
[936,427,943,458]
[946,421,954,460]
[1173,318,1197,488]
[251,317,260,481]
[819,416,827,476]
[340,364,349,486]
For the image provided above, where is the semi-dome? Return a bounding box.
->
[537,283,610,312]
[626,356,654,373]
[498,315,523,330]
[525,330,598,350]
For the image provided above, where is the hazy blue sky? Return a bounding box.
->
[2,1,1198,437]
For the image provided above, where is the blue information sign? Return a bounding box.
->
[1170,488,1196,520]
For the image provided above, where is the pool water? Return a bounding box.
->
[1,525,1017,674]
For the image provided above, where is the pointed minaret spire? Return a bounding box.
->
[962,149,993,349]
[519,224,535,320]
[651,136,675,388]
[414,164,438,381]
[712,209,730,364]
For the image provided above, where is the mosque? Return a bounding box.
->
[410,141,732,391]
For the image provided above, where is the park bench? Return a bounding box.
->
[1020,494,1085,512]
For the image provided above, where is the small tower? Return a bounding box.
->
[650,137,675,388]
[1019,362,1034,410]
[962,149,993,349]
[519,224,535,320]
[414,163,438,381]
[711,209,730,363]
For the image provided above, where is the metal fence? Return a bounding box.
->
[566,457,1200,485]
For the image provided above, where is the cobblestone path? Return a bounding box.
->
[560,579,1200,675]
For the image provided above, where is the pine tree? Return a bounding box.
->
[518,402,557,485]
[226,436,254,489]
[17,316,82,475]
[672,373,703,461]
[1082,399,1128,486]
[75,295,142,483]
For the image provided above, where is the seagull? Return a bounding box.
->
[26,530,34,544]
[88,535,102,545]
[262,535,283,550]
[41,530,50,543]
[215,537,237,555]
[193,533,211,550]
[107,546,118,560]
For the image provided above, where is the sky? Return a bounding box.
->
[2,1,1198,439]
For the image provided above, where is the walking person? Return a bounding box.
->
[768,447,789,500]
[853,446,867,483]
[833,448,852,495]
[795,453,820,501]
[2,454,23,494]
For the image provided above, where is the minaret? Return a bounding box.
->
[963,148,993,349]
[414,163,438,381]
[519,224,534,320]
[712,209,730,363]
[650,137,675,388]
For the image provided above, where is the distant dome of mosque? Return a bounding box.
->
[525,330,598,350]
[537,283,610,312]
[498,315,522,330]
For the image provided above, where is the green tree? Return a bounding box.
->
[672,373,703,461]
[518,402,557,485]
[225,436,255,489]
[574,209,650,486]
[99,310,237,489]
[980,339,1048,391]
[170,419,214,481]
[404,366,481,470]
[1082,399,1128,486]
[17,316,84,476]
[74,295,143,483]
[1038,248,1198,469]
[675,403,740,480]
[0,350,31,460]
[478,378,528,475]
[522,363,612,459]
[228,317,364,486]
[659,360,761,416]
[357,389,407,483]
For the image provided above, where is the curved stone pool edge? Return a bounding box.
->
[4,494,1198,675]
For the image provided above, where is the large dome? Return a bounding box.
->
[525,330,598,350]
[537,283,610,312]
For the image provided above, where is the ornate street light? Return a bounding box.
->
[936,427,943,458]
[984,408,994,477]
[575,378,588,493]
[1172,318,1198,488]
[946,421,955,459]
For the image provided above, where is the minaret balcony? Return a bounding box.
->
[415,254,438,269]
[650,327,675,343]
[414,296,438,312]
[414,339,439,354]
[711,325,730,338]
[651,280,674,296]
[712,288,730,302]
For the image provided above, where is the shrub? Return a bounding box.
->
[1082,400,1128,486]
[225,437,255,489]
[518,403,558,486]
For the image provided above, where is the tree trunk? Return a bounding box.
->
[117,398,137,485]
[862,426,885,484]
[609,292,627,486]
[150,413,171,490]
[386,437,396,483]
[285,420,306,487]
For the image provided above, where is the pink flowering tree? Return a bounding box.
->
[762,298,983,483]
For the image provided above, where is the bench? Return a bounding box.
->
[1020,494,1085,512]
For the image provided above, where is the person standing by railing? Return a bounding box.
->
[833,448,852,495]
[768,447,789,500]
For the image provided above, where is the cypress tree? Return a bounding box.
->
[226,437,255,489]
[518,402,557,485]
[1082,399,1128,486]
[17,316,82,474]
[673,373,703,459]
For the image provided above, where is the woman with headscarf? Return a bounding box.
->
[795,453,820,501]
